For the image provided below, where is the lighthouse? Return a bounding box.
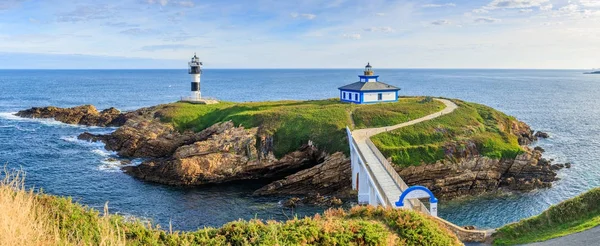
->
[181,53,218,104]
[189,53,202,100]
[338,63,401,104]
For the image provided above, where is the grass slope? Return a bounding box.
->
[371,100,524,167]
[157,97,443,157]
[1,170,460,246]
[493,187,600,245]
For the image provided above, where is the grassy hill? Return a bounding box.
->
[156,97,444,157]
[492,187,600,245]
[1,170,460,246]
[371,99,524,167]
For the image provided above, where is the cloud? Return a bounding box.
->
[540,4,553,11]
[519,9,533,13]
[147,0,169,6]
[474,0,549,13]
[146,0,194,7]
[422,3,456,8]
[0,0,24,10]
[375,13,386,16]
[103,22,139,28]
[290,13,317,20]
[580,0,600,7]
[363,27,395,32]
[119,28,157,36]
[56,5,115,23]
[474,17,501,23]
[431,20,452,25]
[559,4,579,13]
[140,44,200,51]
[342,33,361,39]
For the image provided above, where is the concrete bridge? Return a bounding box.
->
[347,99,491,242]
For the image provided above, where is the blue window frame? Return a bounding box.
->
[355,94,358,101]
[378,93,382,101]
[343,92,346,99]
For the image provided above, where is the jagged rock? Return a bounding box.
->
[565,162,572,168]
[535,131,550,139]
[253,152,351,196]
[282,194,344,208]
[534,146,545,153]
[551,164,565,171]
[511,121,537,145]
[77,132,106,142]
[397,149,558,200]
[15,105,126,127]
[122,122,326,186]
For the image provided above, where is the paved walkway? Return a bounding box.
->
[526,226,600,246]
[351,99,458,207]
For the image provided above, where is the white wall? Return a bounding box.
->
[341,90,360,102]
[363,92,396,102]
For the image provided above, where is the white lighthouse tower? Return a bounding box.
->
[189,53,202,99]
[181,53,218,104]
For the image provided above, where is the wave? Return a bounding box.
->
[98,158,141,173]
[0,112,118,131]
[60,136,107,148]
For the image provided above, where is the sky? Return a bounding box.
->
[0,0,599,69]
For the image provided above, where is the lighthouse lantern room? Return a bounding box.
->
[338,63,400,104]
[181,53,218,104]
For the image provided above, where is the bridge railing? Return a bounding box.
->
[347,127,391,207]
[365,138,429,214]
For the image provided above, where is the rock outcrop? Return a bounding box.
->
[15,105,127,127]
[120,121,327,186]
[397,148,558,200]
[254,152,352,196]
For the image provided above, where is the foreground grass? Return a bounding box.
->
[493,187,600,245]
[1,169,460,246]
[371,99,524,167]
[156,97,443,157]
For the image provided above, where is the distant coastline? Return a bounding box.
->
[584,71,600,74]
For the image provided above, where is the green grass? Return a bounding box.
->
[39,194,462,245]
[492,187,600,245]
[371,100,524,167]
[156,98,443,157]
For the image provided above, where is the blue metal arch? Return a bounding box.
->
[395,185,438,207]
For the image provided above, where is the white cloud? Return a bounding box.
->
[363,27,395,32]
[422,3,456,8]
[147,0,169,6]
[178,1,194,7]
[375,12,386,16]
[519,9,533,13]
[431,19,451,25]
[290,13,316,20]
[580,0,600,7]
[474,0,549,13]
[342,33,361,39]
[474,17,501,23]
[540,4,553,11]
[559,4,579,13]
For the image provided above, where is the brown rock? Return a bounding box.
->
[15,105,126,127]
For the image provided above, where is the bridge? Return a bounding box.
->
[347,98,490,242]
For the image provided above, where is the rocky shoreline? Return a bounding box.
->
[15,104,566,203]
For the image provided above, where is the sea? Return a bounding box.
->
[0,69,599,231]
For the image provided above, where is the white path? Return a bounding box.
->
[351,98,458,207]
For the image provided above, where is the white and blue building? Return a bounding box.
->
[338,63,400,104]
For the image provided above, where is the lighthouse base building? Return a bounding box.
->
[338,63,400,104]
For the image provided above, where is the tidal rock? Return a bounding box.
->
[550,164,565,171]
[534,146,545,153]
[535,131,550,139]
[253,152,351,196]
[565,162,572,168]
[511,121,537,145]
[282,194,343,208]
[15,105,126,127]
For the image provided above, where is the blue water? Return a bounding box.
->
[1,69,599,230]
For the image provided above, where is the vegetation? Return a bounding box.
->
[371,100,524,167]
[157,97,443,157]
[1,169,460,246]
[493,187,600,245]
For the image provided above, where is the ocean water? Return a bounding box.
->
[0,69,598,230]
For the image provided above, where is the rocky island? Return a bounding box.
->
[15,97,565,202]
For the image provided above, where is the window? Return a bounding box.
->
[343,92,346,99]
[355,94,358,101]
[378,93,382,101]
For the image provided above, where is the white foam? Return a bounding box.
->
[91,149,111,157]
[60,136,107,148]
[98,158,124,173]
[0,112,118,131]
